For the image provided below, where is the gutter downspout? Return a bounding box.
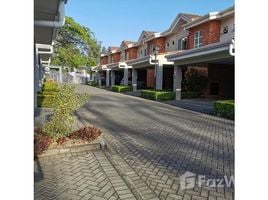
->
[34,0,66,28]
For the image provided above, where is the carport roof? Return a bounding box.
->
[166,40,234,65]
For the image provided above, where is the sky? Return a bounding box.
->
[66,0,234,48]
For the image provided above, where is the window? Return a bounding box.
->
[144,48,147,56]
[172,41,175,45]
[223,26,228,34]
[125,52,129,60]
[140,50,143,55]
[181,37,187,50]
[166,42,169,47]
[194,31,203,48]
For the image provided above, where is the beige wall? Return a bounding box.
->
[137,42,148,58]
[220,16,235,42]
[120,50,125,61]
[165,29,188,52]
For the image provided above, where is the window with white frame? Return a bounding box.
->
[194,31,203,48]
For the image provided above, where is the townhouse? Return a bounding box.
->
[93,6,234,100]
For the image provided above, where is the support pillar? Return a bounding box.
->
[106,70,110,87]
[123,68,128,86]
[98,73,101,86]
[111,70,115,86]
[173,65,182,100]
[132,69,137,92]
[156,64,163,90]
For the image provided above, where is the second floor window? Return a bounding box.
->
[144,48,147,56]
[194,31,203,48]
[181,37,187,50]
[125,52,129,60]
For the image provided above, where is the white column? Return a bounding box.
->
[123,68,128,86]
[156,64,163,90]
[106,70,110,87]
[98,72,101,86]
[59,66,63,83]
[173,65,182,100]
[111,70,115,86]
[132,69,137,92]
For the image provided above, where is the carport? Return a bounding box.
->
[166,40,234,100]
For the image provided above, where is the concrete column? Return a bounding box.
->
[106,70,110,87]
[156,64,163,90]
[132,69,137,92]
[111,70,115,86]
[98,73,101,86]
[123,68,128,86]
[59,66,63,83]
[173,65,182,100]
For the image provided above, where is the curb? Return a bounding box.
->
[37,137,106,158]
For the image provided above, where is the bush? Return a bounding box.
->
[88,80,98,86]
[182,68,207,93]
[37,94,55,107]
[182,92,201,99]
[69,126,102,141]
[42,81,59,92]
[43,84,89,139]
[112,85,132,92]
[34,133,52,155]
[141,90,175,101]
[213,100,234,119]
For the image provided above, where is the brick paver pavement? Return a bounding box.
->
[35,84,234,200]
[75,85,234,200]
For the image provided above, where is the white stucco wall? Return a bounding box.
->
[220,16,235,42]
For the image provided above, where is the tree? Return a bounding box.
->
[51,17,101,69]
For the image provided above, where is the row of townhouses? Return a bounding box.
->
[93,6,234,100]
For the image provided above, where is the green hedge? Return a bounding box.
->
[182,92,201,99]
[141,90,175,101]
[37,94,55,107]
[38,82,59,107]
[42,82,59,92]
[213,100,234,119]
[88,80,98,86]
[112,85,132,92]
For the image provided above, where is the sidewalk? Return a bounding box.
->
[34,108,159,200]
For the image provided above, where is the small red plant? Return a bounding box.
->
[68,126,102,141]
[34,134,52,155]
[56,136,69,145]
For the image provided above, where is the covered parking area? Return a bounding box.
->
[167,40,235,100]
[125,54,175,91]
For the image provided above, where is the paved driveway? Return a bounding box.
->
[74,85,234,200]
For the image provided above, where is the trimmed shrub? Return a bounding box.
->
[43,84,89,139]
[88,80,98,86]
[37,94,55,107]
[42,81,59,92]
[182,92,201,99]
[213,100,234,119]
[112,85,132,92]
[141,90,175,101]
[37,82,59,107]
